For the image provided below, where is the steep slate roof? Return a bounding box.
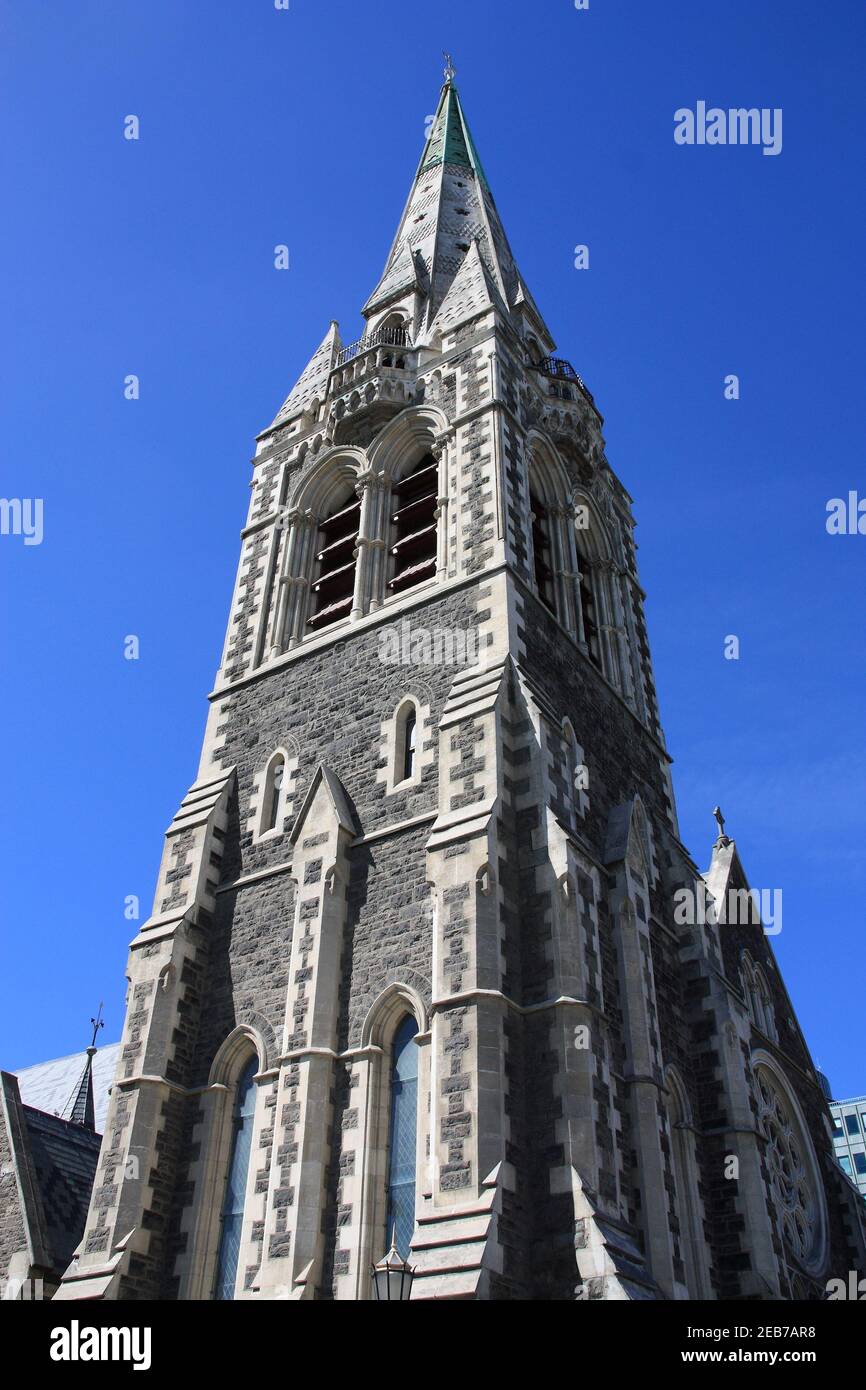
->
[269,320,341,430]
[21,1107,102,1274]
[428,237,509,338]
[15,1043,121,1135]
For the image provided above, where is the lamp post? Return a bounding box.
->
[371,1228,415,1301]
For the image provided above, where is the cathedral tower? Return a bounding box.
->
[58,70,865,1302]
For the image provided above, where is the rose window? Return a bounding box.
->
[753,1066,823,1274]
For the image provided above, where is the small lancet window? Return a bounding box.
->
[265,756,284,833]
[531,491,556,614]
[308,485,361,631]
[389,454,438,594]
[214,1055,258,1301]
[385,1015,419,1259]
[402,710,417,782]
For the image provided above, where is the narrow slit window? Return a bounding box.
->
[389,454,438,594]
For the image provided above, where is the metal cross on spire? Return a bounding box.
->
[443,51,456,84]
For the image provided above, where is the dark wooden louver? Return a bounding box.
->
[578,554,601,669]
[307,495,361,629]
[388,455,438,593]
[530,492,556,614]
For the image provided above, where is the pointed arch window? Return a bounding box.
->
[741,954,777,1042]
[308,484,361,630]
[385,698,425,794]
[665,1068,713,1298]
[214,1055,258,1300]
[385,1015,419,1259]
[389,454,438,595]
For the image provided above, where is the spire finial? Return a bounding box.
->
[443,51,456,85]
[89,1001,105,1052]
[66,1004,103,1129]
[712,806,731,847]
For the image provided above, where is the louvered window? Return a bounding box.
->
[308,490,360,630]
[531,492,556,614]
[577,550,601,669]
[388,455,438,594]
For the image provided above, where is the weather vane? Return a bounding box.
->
[89,1001,104,1050]
[443,51,456,84]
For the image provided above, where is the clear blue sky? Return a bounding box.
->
[1,1,863,1097]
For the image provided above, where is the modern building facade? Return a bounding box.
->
[830,1098,866,1201]
[7,70,861,1302]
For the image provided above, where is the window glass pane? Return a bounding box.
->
[385,1015,419,1259]
[840,1155,853,1177]
[832,1116,844,1136]
[402,713,417,782]
[268,760,284,830]
[214,1056,258,1299]
[854,1153,866,1176]
[845,1113,860,1136]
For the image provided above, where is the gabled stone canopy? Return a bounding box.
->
[270,321,342,432]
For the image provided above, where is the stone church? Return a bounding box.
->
[17,70,865,1301]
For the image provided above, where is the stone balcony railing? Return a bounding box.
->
[532,356,596,409]
[335,325,412,368]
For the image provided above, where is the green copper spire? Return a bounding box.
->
[419,79,490,192]
[361,62,552,343]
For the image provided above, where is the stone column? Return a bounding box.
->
[609,869,677,1296]
[551,502,582,639]
[269,508,318,654]
[353,469,390,617]
[431,431,452,584]
[591,561,620,688]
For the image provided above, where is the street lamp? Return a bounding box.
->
[371,1228,415,1301]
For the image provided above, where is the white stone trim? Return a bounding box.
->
[376,694,434,796]
[176,1028,269,1301]
[247,745,298,842]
